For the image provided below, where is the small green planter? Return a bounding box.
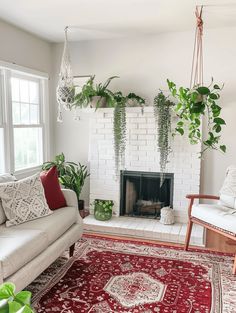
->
[94,199,114,221]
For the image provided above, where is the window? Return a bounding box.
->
[0,72,5,174]
[0,63,49,175]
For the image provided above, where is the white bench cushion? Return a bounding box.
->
[192,204,236,234]
[0,228,48,278]
[12,206,78,245]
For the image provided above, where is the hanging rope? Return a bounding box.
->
[190,6,204,88]
[56,26,75,121]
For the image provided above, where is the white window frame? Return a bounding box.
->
[0,61,50,177]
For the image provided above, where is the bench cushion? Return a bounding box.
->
[0,228,48,278]
[192,204,236,234]
[12,206,78,245]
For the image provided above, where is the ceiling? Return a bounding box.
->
[0,0,236,42]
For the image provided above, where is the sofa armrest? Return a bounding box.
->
[0,262,3,284]
[61,189,78,209]
[61,189,83,225]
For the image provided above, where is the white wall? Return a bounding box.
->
[52,26,236,207]
[0,19,51,73]
[0,19,54,158]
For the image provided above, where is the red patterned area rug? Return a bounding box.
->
[32,235,236,313]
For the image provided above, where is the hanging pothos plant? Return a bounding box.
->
[154,92,175,184]
[167,79,226,156]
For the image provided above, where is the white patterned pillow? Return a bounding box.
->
[0,173,16,224]
[0,173,52,227]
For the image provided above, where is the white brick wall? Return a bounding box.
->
[89,107,201,222]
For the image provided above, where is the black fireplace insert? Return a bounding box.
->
[120,170,174,218]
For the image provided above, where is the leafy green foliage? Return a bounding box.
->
[0,283,33,313]
[112,91,145,176]
[93,199,114,212]
[126,93,145,107]
[73,75,146,176]
[42,153,89,200]
[73,76,118,109]
[113,94,127,177]
[167,79,226,155]
[154,92,175,184]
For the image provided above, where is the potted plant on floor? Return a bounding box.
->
[0,282,34,313]
[42,153,90,217]
[93,199,114,221]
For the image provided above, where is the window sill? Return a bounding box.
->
[14,166,42,180]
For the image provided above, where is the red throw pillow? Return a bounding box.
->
[40,166,67,210]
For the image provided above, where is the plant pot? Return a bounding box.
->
[78,199,84,210]
[94,199,113,221]
[90,96,107,108]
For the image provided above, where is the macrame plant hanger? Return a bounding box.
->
[190,5,204,88]
[57,26,74,122]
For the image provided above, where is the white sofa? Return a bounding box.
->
[0,188,83,292]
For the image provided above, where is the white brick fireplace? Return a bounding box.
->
[88,107,201,223]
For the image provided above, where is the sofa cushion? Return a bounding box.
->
[192,204,236,234]
[0,173,52,227]
[12,206,78,245]
[0,174,16,225]
[0,228,48,278]
[40,166,67,210]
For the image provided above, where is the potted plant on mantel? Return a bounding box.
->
[73,75,118,109]
[42,153,90,218]
[153,91,175,185]
[72,75,146,177]
[113,91,145,176]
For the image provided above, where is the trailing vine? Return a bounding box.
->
[113,91,145,177]
[154,92,175,184]
[113,93,127,177]
[167,79,226,156]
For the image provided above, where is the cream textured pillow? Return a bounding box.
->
[0,173,52,227]
[0,173,16,224]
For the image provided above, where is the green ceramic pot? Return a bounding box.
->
[94,199,113,221]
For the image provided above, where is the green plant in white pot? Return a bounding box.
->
[0,282,34,313]
[93,199,114,221]
[73,76,119,109]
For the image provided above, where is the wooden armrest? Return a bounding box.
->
[186,194,220,218]
[186,194,220,200]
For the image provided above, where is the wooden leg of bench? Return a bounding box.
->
[233,255,236,275]
[69,243,75,257]
[184,220,193,251]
